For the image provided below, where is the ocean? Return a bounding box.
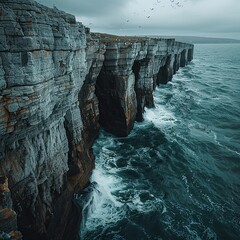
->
[79,44,240,240]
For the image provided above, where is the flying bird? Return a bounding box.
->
[176,2,182,7]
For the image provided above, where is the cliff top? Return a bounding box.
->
[90,33,194,48]
[91,33,148,43]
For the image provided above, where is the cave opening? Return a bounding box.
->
[180,49,186,67]
[156,55,171,85]
[132,60,144,122]
[173,54,177,74]
[187,49,193,62]
[95,65,127,136]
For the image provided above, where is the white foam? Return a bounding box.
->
[80,141,127,237]
[91,169,122,206]
[144,104,176,129]
[98,146,119,171]
[81,124,170,236]
[81,168,125,237]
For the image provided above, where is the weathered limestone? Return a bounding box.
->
[0,1,193,239]
[0,177,22,240]
[95,36,193,135]
[0,1,91,239]
[95,40,142,136]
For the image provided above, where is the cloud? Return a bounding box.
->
[36,0,240,39]
[37,0,130,17]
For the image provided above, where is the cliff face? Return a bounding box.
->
[0,1,193,239]
[0,1,94,239]
[95,36,193,136]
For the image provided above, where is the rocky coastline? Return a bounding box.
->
[0,1,193,239]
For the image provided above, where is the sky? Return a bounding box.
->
[37,0,240,39]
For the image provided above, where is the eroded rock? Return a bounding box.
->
[0,1,193,239]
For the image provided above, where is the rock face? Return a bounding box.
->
[95,36,193,136]
[0,1,94,239]
[0,1,193,239]
[0,177,22,240]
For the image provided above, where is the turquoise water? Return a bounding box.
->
[80,44,240,240]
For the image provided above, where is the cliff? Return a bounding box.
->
[94,33,193,136]
[0,1,193,239]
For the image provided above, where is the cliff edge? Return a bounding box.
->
[0,1,193,239]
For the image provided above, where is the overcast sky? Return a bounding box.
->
[37,0,240,39]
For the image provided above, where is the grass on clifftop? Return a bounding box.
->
[92,32,148,43]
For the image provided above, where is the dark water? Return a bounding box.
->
[80,44,240,240]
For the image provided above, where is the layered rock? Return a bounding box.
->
[0,1,193,239]
[0,177,22,240]
[95,35,193,135]
[0,1,93,239]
